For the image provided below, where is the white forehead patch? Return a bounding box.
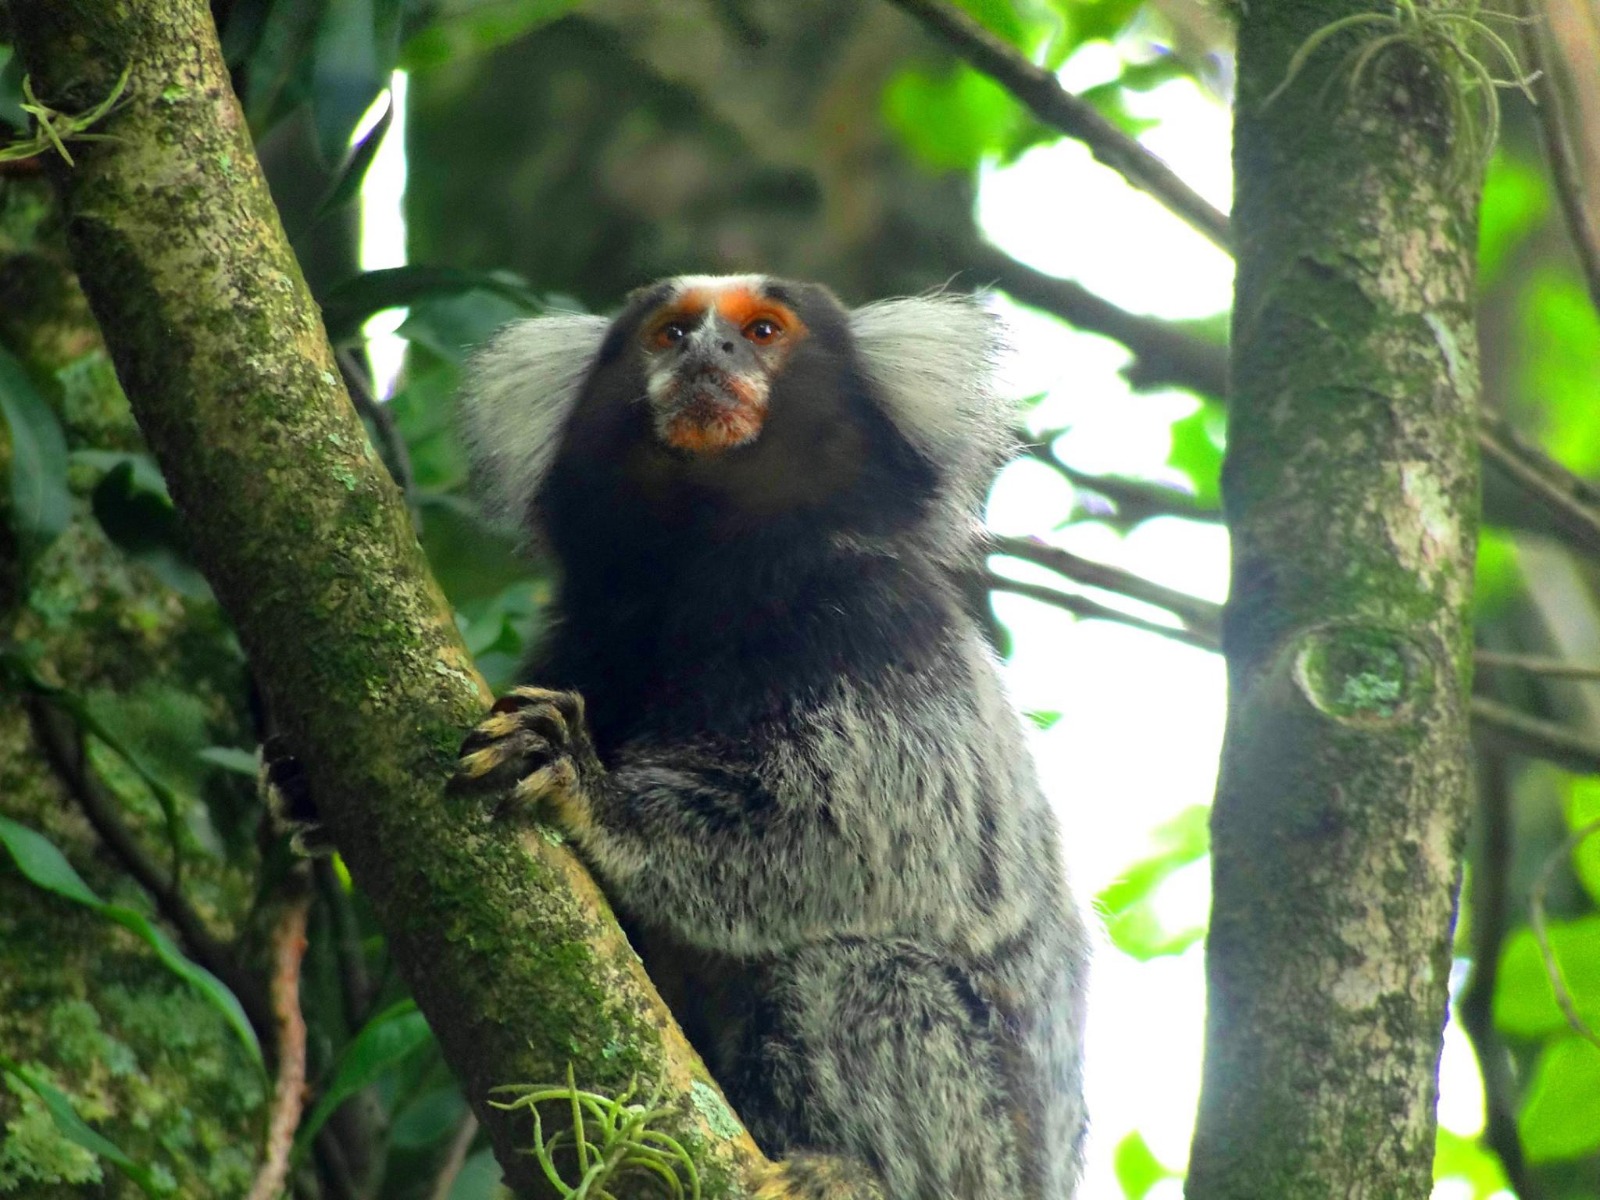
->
[664,273,769,298]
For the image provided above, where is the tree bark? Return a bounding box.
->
[7,2,796,1195]
[1187,3,1480,1198]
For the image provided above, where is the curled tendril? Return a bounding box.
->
[1,64,133,166]
[490,1065,702,1200]
[1261,2,1538,175]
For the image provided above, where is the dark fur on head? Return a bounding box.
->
[462,275,1012,566]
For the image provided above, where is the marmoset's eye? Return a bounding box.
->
[744,317,782,344]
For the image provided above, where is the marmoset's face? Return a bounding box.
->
[634,276,810,455]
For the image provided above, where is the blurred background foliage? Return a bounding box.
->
[1,0,1599,1197]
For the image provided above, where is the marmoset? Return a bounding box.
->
[458,275,1087,1199]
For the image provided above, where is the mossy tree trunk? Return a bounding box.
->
[1187,2,1481,1198]
[5,2,816,1196]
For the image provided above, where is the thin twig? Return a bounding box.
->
[1028,453,1223,525]
[1529,817,1600,1050]
[1518,0,1600,313]
[1471,696,1600,775]
[984,570,1220,653]
[884,0,1233,252]
[1479,417,1600,559]
[963,240,1229,397]
[428,1112,481,1200]
[247,890,313,1200]
[1475,650,1600,680]
[989,535,1224,640]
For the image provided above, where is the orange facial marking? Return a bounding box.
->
[661,378,768,454]
[708,287,807,346]
[641,285,809,351]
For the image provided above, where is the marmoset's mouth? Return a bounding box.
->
[657,369,769,454]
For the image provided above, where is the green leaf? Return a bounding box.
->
[1520,267,1600,477]
[1025,709,1063,731]
[1568,779,1600,905]
[448,1149,503,1200]
[1056,0,1145,45]
[89,459,212,599]
[311,0,398,164]
[400,0,583,71]
[1471,527,1521,622]
[1099,805,1210,960]
[0,1057,171,1197]
[0,46,26,127]
[239,0,323,133]
[0,815,262,1068]
[1520,1037,1600,1161]
[321,266,539,344]
[198,746,261,777]
[1165,403,1224,508]
[390,1086,468,1148]
[102,905,261,1069]
[317,92,393,218]
[0,813,103,907]
[1493,915,1600,1039]
[399,290,538,362]
[0,343,72,556]
[1433,1127,1511,1195]
[1112,1130,1174,1199]
[295,1000,434,1157]
[882,65,1044,172]
[71,449,171,498]
[1477,152,1547,288]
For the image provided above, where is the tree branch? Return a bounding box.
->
[963,239,1229,397]
[1517,0,1600,314]
[989,534,1223,640]
[9,4,796,1195]
[1479,414,1600,559]
[1475,650,1600,681]
[1469,696,1600,775]
[1022,446,1224,525]
[984,569,1219,653]
[883,0,1233,252]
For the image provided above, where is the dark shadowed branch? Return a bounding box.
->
[984,570,1219,652]
[1456,750,1540,1199]
[1470,697,1600,776]
[963,239,1229,397]
[989,535,1223,639]
[1480,415,1600,559]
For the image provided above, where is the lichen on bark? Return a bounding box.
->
[5,2,817,1194]
[1187,3,1482,1198]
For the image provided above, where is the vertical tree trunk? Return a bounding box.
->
[1187,3,1481,1198]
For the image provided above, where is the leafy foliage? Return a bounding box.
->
[3,0,1600,1196]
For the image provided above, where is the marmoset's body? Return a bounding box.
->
[460,275,1087,1199]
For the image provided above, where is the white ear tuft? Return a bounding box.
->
[459,314,610,531]
[849,294,1015,541]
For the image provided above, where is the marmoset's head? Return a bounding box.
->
[462,274,1012,557]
